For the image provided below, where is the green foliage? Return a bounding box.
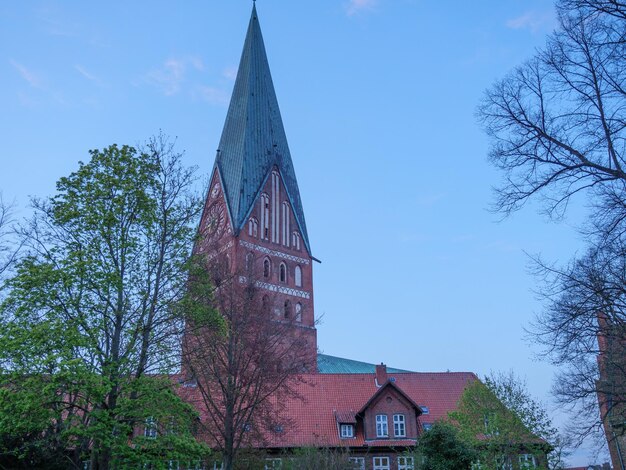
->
[414,421,476,470]
[0,137,213,468]
[449,373,560,470]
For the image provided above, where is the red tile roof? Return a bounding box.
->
[177,370,477,449]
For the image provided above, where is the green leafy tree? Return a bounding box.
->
[449,373,561,470]
[0,136,213,468]
[415,421,476,470]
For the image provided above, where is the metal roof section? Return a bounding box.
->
[215,4,311,254]
[317,354,412,374]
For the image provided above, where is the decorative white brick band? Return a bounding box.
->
[238,276,311,299]
[239,240,310,265]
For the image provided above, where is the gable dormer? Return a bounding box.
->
[357,378,422,441]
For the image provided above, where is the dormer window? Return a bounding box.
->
[375,414,388,438]
[339,424,354,438]
[393,414,406,437]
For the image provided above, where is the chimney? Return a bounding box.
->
[375,363,388,387]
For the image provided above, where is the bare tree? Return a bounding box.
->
[0,194,18,278]
[478,0,626,230]
[531,242,626,446]
[181,253,313,470]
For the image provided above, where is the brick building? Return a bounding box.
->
[181,5,544,469]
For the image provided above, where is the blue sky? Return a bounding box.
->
[0,0,602,465]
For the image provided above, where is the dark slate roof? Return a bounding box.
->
[215,5,311,254]
[317,354,412,374]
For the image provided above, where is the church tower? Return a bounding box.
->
[194,5,317,370]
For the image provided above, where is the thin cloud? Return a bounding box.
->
[75,64,98,82]
[222,66,237,81]
[10,60,42,88]
[196,86,229,106]
[506,11,555,33]
[146,58,187,96]
[144,56,207,96]
[345,0,378,16]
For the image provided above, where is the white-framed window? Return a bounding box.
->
[295,303,302,322]
[279,262,287,283]
[260,193,270,240]
[495,456,512,470]
[340,423,354,438]
[398,456,414,470]
[212,462,223,470]
[373,456,390,470]
[294,265,302,287]
[393,414,406,437]
[281,201,290,247]
[471,461,483,470]
[188,460,204,470]
[248,217,258,237]
[518,454,537,469]
[263,258,271,278]
[292,231,301,250]
[144,416,157,438]
[168,461,179,470]
[348,457,365,470]
[376,414,388,437]
[264,458,282,470]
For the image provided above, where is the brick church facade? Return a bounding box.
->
[180,5,536,470]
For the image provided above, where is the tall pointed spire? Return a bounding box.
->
[215,5,311,254]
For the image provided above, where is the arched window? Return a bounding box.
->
[245,252,254,271]
[292,231,301,251]
[282,201,290,247]
[295,303,302,322]
[263,258,271,278]
[284,300,291,319]
[248,217,258,237]
[279,262,287,283]
[294,265,302,287]
[260,193,270,240]
[224,254,230,272]
[262,295,269,313]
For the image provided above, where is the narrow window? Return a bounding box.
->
[144,417,157,438]
[295,303,302,322]
[282,201,290,247]
[263,258,271,278]
[393,414,406,437]
[271,171,280,243]
[284,300,291,319]
[372,457,390,470]
[262,295,269,313]
[294,265,302,287]
[340,424,354,438]
[279,262,287,283]
[246,252,254,271]
[292,231,301,251]
[376,414,388,437]
[248,217,258,237]
[261,193,270,240]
